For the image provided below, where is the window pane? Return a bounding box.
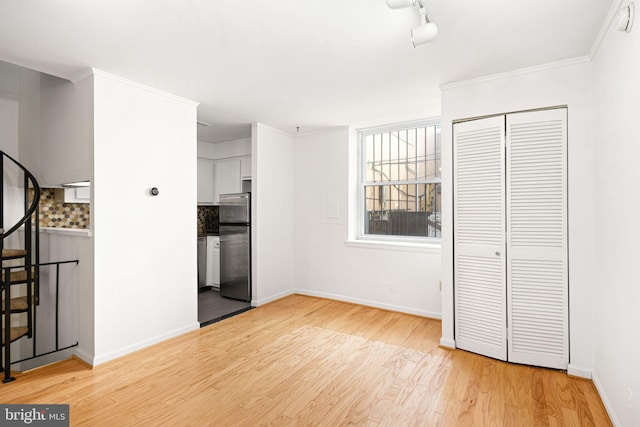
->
[363,183,441,238]
[361,120,441,240]
[435,125,441,179]
[416,127,426,180]
[406,129,416,182]
[373,134,382,182]
[390,131,399,182]
[365,135,374,182]
[426,183,441,237]
[380,132,389,182]
[426,125,435,180]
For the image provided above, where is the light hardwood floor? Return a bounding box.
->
[0,295,610,426]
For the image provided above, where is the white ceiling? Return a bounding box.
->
[0,0,613,143]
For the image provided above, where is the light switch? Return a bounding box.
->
[326,194,339,219]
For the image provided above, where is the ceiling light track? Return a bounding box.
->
[385,0,438,47]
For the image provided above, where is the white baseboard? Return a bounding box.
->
[254,289,296,306]
[91,322,200,366]
[294,289,442,319]
[567,364,592,379]
[73,347,95,367]
[592,372,621,427]
[439,337,456,349]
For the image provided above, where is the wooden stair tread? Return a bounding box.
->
[1,268,37,283]
[1,296,37,312]
[1,249,27,260]
[0,326,29,345]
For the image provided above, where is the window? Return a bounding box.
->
[358,119,441,242]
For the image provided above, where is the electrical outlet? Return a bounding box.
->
[628,388,634,410]
[389,282,396,293]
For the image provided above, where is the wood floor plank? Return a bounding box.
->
[531,368,550,426]
[457,355,484,425]
[0,294,611,426]
[577,379,613,427]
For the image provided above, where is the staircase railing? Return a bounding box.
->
[3,261,78,381]
[0,150,79,383]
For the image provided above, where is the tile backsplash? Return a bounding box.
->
[32,188,90,229]
[197,205,219,235]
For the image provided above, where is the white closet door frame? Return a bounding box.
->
[506,108,568,369]
[454,116,507,361]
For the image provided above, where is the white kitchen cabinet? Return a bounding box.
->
[213,158,241,202]
[206,236,220,287]
[197,158,215,204]
[67,187,90,203]
[198,156,248,204]
[54,187,91,203]
[240,156,252,179]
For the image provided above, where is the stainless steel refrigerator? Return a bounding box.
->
[219,193,251,302]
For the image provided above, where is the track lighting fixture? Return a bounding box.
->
[386,0,417,9]
[385,0,438,46]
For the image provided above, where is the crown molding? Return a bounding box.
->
[295,125,350,138]
[68,67,93,83]
[440,0,624,92]
[439,56,591,91]
[589,0,624,59]
[252,122,296,138]
[91,68,199,107]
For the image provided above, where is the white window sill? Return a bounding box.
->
[345,239,441,254]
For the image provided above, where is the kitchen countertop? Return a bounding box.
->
[41,227,92,237]
[19,226,92,237]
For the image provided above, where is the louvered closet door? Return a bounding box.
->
[506,108,568,369]
[454,116,507,361]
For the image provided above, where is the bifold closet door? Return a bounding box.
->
[453,116,507,361]
[454,108,568,370]
[506,108,568,369]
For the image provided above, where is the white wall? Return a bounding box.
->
[591,10,640,426]
[0,62,22,229]
[0,61,20,159]
[293,127,442,317]
[440,60,596,374]
[92,70,199,365]
[197,137,251,160]
[251,123,295,304]
[17,67,41,176]
[17,229,92,370]
[39,73,93,186]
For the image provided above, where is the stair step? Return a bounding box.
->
[1,296,37,313]
[1,268,37,284]
[1,249,27,260]
[0,326,29,345]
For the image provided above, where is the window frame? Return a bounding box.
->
[357,117,442,245]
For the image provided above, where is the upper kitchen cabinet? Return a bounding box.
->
[53,185,91,204]
[64,186,90,203]
[198,156,246,204]
[197,139,252,204]
[39,75,93,186]
[240,156,251,180]
[197,157,215,204]
[213,158,241,202]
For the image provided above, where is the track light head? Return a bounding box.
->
[385,0,416,9]
[411,22,438,47]
[386,0,437,46]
